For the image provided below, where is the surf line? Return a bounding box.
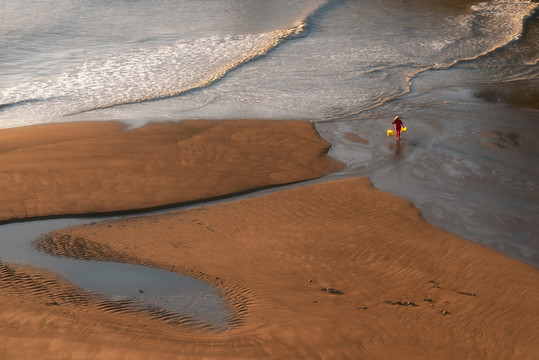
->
[64,25,308,117]
[318,0,539,125]
[64,0,337,117]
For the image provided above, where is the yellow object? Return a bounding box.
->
[387,129,394,136]
[401,127,407,132]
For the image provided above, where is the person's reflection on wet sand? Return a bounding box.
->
[388,141,405,155]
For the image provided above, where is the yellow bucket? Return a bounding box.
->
[387,129,394,136]
[401,126,407,132]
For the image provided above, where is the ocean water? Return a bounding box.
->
[1,0,538,266]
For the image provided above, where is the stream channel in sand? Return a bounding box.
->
[0,177,334,330]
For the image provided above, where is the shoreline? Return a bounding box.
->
[0,120,538,359]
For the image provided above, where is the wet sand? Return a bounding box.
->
[1,121,538,359]
[474,79,539,110]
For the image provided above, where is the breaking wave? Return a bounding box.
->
[0,1,331,119]
[323,0,538,122]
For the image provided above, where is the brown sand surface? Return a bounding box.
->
[3,178,537,359]
[1,120,538,359]
[0,120,340,222]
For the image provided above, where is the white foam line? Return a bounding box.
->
[318,0,539,124]
[66,1,334,116]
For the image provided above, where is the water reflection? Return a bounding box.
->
[388,139,406,156]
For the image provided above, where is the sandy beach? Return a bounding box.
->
[1,121,538,359]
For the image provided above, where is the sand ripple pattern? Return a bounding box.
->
[0,260,90,307]
[35,232,253,332]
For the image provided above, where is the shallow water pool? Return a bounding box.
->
[0,217,231,329]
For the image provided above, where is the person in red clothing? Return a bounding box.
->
[392,115,404,141]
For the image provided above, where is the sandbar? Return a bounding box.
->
[0,120,341,221]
